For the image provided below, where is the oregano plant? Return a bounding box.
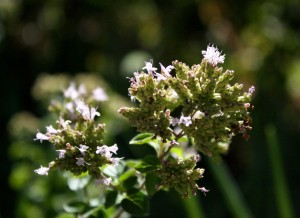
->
[34,45,254,217]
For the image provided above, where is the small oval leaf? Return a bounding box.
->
[129,133,154,145]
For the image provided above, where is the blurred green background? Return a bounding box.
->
[1,0,300,217]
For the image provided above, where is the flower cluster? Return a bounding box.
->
[34,83,121,186]
[119,45,254,158]
[155,155,206,198]
[50,82,108,121]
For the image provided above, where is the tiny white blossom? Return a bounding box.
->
[64,83,79,100]
[64,102,74,113]
[159,63,174,77]
[64,83,86,100]
[142,60,157,75]
[46,125,60,134]
[95,177,112,186]
[155,73,167,83]
[57,149,66,159]
[171,117,180,126]
[76,101,100,120]
[202,45,225,66]
[76,157,89,166]
[90,107,100,120]
[93,87,108,101]
[34,165,50,175]
[58,117,71,130]
[78,84,86,96]
[110,157,123,166]
[78,144,89,155]
[248,86,255,94]
[96,144,118,158]
[179,114,192,127]
[34,132,50,143]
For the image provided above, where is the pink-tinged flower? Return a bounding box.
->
[64,83,86,100]
[76,101,100,120]
[159,63,174,77]
[77,144,89,155]
[95,177,112,186]
[34,165,50,175]
[202,45,225,66]
[142,60,157,75]
[76,157,90,166]
[155,73,167,83]
[179,114,192,127]
[92,87,108,101]
[110,157,123,166]
[58,117,71,130]
[171,117,180,126]
[96,144,118,158]
[90,107,100,120]
[46,125,61,134]
[248,86,255,94]
[34,132,50,143]
[57,149,66,159]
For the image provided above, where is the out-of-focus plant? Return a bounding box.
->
[14,45,255,217]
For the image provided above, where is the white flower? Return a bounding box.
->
[64,102,74,113]
[96,144,118,158]
[34,165,50,175]
[248,86,255,94]
[76,157,90,166]
[142,60,157,75]
[78,144,89,155]
[57,149,66,159]
[159,63,174,77]
[76,101,100,120]
[155,73,167,83]
[92,87,108,101]
[64,83,86,100]
[110,157,123,166]
[179,114,192,127]
[202,45,225,66]
[95,177,112,186]
[171,117,180,126]
[58,117,71,130]
[90,107,100,120]
[46,125,60,134]
[34,132,50,143]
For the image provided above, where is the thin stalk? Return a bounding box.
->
[265,124,294,218]
[207,158,253,218]
[182,196,206,218]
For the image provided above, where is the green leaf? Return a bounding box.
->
[135,155,160,173]
[121,191,149,216]
[170,146,184,159]
[122,175,138,191]
[63,200,88,213]
[118,169,136,183]
[145,172,161,196]
[105,190,118,208]
[67,175,91,191]
[129,133,154,145]
[55,213,76,218]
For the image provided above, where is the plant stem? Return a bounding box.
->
[265,124,294,218]
[206,158,253,218]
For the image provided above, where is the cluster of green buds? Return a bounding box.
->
[34,83,121,186]
[155,154,207,197]
[119,45,254,158]
[119,45,254,196]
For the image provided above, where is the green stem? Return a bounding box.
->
[207,158,253,218]
[182,196,206,218]
[265,124,294,218]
